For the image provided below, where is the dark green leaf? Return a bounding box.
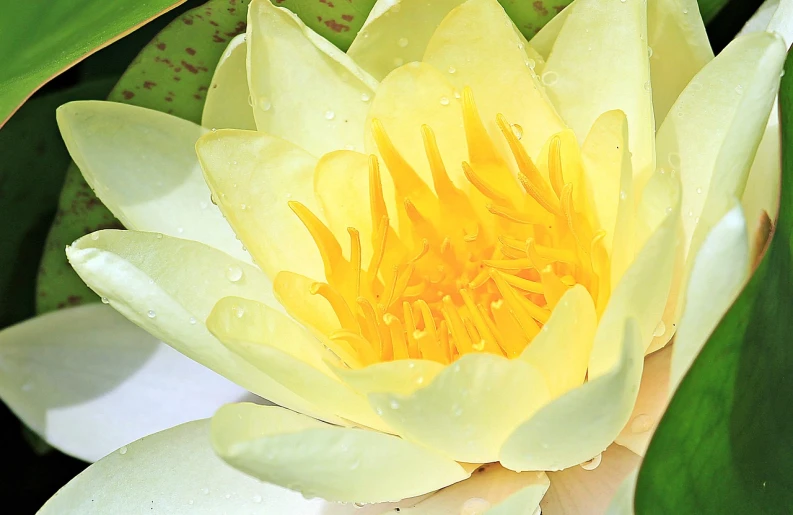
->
[36,0,250,314]
[0,78,115,326]
[0,0,186,127]
[698,0,730,24]
[635,50,793,513]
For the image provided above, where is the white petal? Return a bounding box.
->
[0,304,253,463]
[56,101,250,263]
[202,34,257,131]
[39,419,345,514]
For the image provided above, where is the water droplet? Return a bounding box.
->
[177,227,184,234]
[101,296,109,304]
[239,203,247,210]
[21,383,33,392]
[647,46,654,58]
[393,57,404,67]
[247,95,254,106]
[653,320,666,337]
[199,200,209,210]
[233,305,245,318]
[452,404,463,416]
[416,375,425,385]
[225,494,231,499]
[440,96,450,106]
[389,399,400,409]
[630,413,652,433]
[541,71,558,86]
[682,7,689,14]
[619,190,628,200]
[688,209,694,218]
[344,144,356,151]
[226,265,243,282]
[668,152,681,169]
[580,453,602,470]
[324,110,336,120]
[188,499,194,505]
[453,90,461,99]
[472,340,485,351]
[354,502,366,508]
[511,123,524,140]
[665,206,673,214]
[118,446,128,455]
[735,84,744,95]
[189,316,197,325]
[260,98,272,111]
[643,80,651,92]
[252,495,262,503]
[461,497,492,515]
[397,37,408,47]
[696,187,703,194]
[147,310,157,319]
[90,233,99,241]
[201,488,209,495]
[360,92,370,102]
[448,65,456,74]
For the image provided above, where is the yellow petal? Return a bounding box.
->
[543,0,654,187]
[206,296,388,431]
[364,61,466,191]
[541,445,641,515]
[499,319,643,472]
[56,101,249,263]
[672,204,750,389]
[423,0,565,161]
[334,359,446,396]
[615,345,673,456]
[347,0,466,80]
[580,110,631,256]
[211,402,470,503]
[314,150,375,261]
[647,0,713,126]
[202,34,256,131]
[65,230,343,425]
[196,129,324,280]
[371,353,550,463]
[246,0,377,156]
[656,31,785,259]
[520,285,597,398]
[394,465,548,515]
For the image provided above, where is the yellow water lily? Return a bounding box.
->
[9,0,792,512]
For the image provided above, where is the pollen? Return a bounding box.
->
[288,88,610,366]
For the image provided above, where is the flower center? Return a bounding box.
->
[288,88,610,367]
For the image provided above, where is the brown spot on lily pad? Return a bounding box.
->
[156,42,166,50]
[143,81,157,90]
[342,14,353,22]
[324,19,349,33]
[122,90,135,100]
[186,47,196,55]
[533,1,549,16]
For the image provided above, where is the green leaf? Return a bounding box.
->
[499,0,573,37]
[0,0,187,128]
[36,0,250,314]
[698,0,730,24]
[635,50,793,512]
[0,78,115,325]
[274,0,376,51]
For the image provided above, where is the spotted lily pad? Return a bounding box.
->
[36,0,250,314]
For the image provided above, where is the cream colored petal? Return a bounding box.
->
[56,101,249,263]
[347,0,466,80]
[580,110,631,254]
[364,61,466,190]
[0,304,253,463]
[672,205,750,389]
[39,419,342,514]
[333,359,446,396]
[740,0,782,37]
[520,285,597,398]
[529,3,571,60]
[604,470,638,515]
[202,34,256,131]
[615,345,673,456]
[207,296,389,431]
[247,0,377,156]
[647,0,713,126]
[66,230,344,425]
[543,0,654,187]
[384,465,548,515]
[541,445,641,515]
[742,122,780,233]
[212,402,470,503]
[196,129,324,280]
[371,353,550,463]
[590,184,680,378]
[656,31,785,259]
[500,318,643,472]
[423,0,566,161]
[314,150,375,261]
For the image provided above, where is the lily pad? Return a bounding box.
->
[0,0,188,128]
[635,48,793,512]
[36,0,251,314]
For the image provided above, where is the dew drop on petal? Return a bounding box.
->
[630,413,653,433]
[90,233,99,241]
[324,110,336,120]
[360,92,370,102]
[541,71,558,86]
[696,187,703,194]
[461,498,492,515]
[580,453,602,470]
[668,152,681,169]
[440,96,450,106]
[397,37,408,47]
[511,123,523,140]
[118,446,128,455]
[101,296,109,304]
[252,495,262,504]
[226,265,243,282]
[389,399,400,409]
[653,320,666,337]
[619,190,628,200]
[147,310,157,319]
[189,316,197,325]
[448,65,456,74]
[260,98,272,111]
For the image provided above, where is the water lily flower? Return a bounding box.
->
[3,0,791,512]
